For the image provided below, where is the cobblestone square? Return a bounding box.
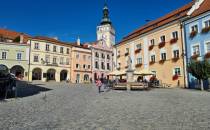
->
[0,82,210,130]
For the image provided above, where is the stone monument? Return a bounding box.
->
[126,56,134,83]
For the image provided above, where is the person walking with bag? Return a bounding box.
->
[96,78,102,93]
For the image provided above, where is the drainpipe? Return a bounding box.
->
[28,39,32,82]
[180,21,188,88]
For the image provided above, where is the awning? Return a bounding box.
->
[134,69,154,76]
[109,69,126,76]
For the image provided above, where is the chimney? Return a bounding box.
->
[77,37,80,46]
[53,37,58,40]
[20,33,24,43]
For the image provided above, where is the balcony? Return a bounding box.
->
[46,62,58,67]
[125,52,129,57]
[201,27,210,34]
[125,66,128,69]
[205,52,210,59]
[135,49,141,54]
[158,42,165,48]
[135,63,142,68]
[159,59,166,64]
[149,45,154,51]
[191,54,199,60]
[170,38,178,44]
[172,56,180,62]
[190,31,197,38]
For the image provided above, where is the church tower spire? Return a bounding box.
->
[100,1,112,25]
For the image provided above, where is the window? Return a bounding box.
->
[76,64,80,69]
[17,53,22,60]
[33,55,39,62]
[76,54,79,59]
[126,48,129,53]
[206,42,210,52]
[118,51,120,56]
[66,58,70,65]
[172,31,178,39]
[53,57,57,64]
[101,53,105,59]
[60,57,64,65]
[107,55,110,60]
[136,44,141,49]
[174,68,181,76]
[95,61,99,69]
[192,45,200,55]
[160,35,165,42]
[53,46,57,52]
[88,56,91,60]
[1,52,7,59]
[67,48,70,54]
[34,43,39,50]
[83,55,86,60]
[150,39,155,45]
[45,55,50,63]
[60,47,64,53]
[88,65,91,69]
[161,53,167,60]
[151,55,155,62]
[204,20,210,28]
[101,62,105,70]
[83,64,86,69]
[107,63,110,70]
[191,25,198,32]
[137,57,142,64]
[173,50,179,58]
[46,44,50,51]
[95,52,99,58]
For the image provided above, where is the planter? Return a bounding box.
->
[135,64,142,68]
[191,54,199,60]
[172,57,179,62]
[201,27,210,34]
[172,75,179,80]
[170,38,178,44]
[205,52,210,59]
[190,31,197,38]
[135,49,141,54]
[158,42,165,48]
[149,45,154,50]
[125,53,129,57]
[117,67,121,70]
[117,55,120,58]
[125,66,128,69]
[159,59,166,64]
[149,61,155,65]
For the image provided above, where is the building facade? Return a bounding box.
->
[28,36,71,82]
[183,0,210,89]
[114,1,194,87]
[0,29,30,81]
[71,43,92,83]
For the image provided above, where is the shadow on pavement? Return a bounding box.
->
[15,81,52,98]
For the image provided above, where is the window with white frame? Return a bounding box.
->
[150,39,155,45]
[53,45,57,52]
[151,55,156,62]
[174,68,181,76]
[17,53,22,60]
[45,55,50,63]
[76,64,80,69]
[88,65,91,69]
[83,55,86,60]
[34,43,39,50]
[53,57,57,64]
[95,61,99,69]
[173,50,179,58]
[66,48,70,54]
[107,63,110,70]
[83,64,86,69]
[33,55,39,62]
[160,35,166,42]
[60,57,64,64]
[192,45,200,55]
[204,20,210,28]
[206,42,210,52]
[161,52,167,60]
[191,25,198,32]
[1,52,7,59]
[136,44,141,49]
[60,47,64,53]
[46,44,50,51]
[66,58,70,65]
[172,31,178,39]
[137,57,142,64]
[76,54,79,59]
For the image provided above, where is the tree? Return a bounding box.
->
[187,60,210,91]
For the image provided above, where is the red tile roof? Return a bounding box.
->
[191,0,210,17]
[117,1,194,45]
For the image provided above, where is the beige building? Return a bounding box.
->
[71,42,92,83]
[0,29,30,81]
[28,36,71,82]
[114,2,194,87]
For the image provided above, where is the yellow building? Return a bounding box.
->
[115,2,194,87]
[28,36,71,82]
[0,29,30,81]
[71,41,92,83]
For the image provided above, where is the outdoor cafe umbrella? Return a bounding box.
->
[108,69,126,76]
[134,69,154,76]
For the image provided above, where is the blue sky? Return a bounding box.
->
[0,0,192,43]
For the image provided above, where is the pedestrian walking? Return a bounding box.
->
[96,78,102,93]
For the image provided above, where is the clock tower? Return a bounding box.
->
[97,2,115,48]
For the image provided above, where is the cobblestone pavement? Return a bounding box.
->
[0,82,210,130]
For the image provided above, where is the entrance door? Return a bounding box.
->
[76,74,80,83]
